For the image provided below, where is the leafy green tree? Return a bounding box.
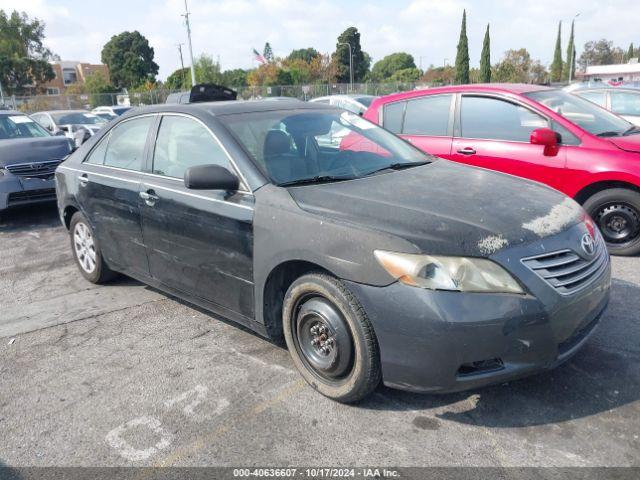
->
[565,20,576,81]
[480,23,491,83]
[82,71,117,107]
[493,48,533,83]
[221,68,248,87]
[263,42,274,63]
[578,39,624,70]
[454,9,470,84]
[193,54,222,84]
[101,31,159,89]
[0,9,54,94]
[332,27,370,82]
[550,21,563,82]
[287,48,320,63]
[389,67,421,83]
[371,52,416,81]
[626,43,635,62]
[165,67,189,90]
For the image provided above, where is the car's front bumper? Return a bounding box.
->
[344,227,612,393]
[0,174,57,211]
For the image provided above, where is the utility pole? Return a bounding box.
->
[182,0,196,86]
[338,42,352,93]
[177,43,186,87]
[0,79,5,106]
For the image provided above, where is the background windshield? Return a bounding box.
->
[525,90,631,136]
[52,112,106,125]
[220,109,429,185]
[0,115,50,139]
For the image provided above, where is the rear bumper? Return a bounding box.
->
[344,258,611,393]
[0,175,56,211]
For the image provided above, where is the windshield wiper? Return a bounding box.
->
[277,175,355,187]
[622,125,640,136]
[365,160,431,176]
[596,130,622,137]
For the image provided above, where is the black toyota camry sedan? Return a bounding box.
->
[55,100,611,402]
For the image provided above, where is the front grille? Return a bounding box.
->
[7,188,57,206]
[5,159,62,179]
[521,237,608,295]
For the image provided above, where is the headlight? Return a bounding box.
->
[374,250,524,294]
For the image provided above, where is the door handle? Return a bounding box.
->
[456,147,477,155]
[78,174,89,186]
[140,190,159,206]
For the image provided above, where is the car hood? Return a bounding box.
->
[0,136,71,167]
[287,160,585,257]
[608,133,640,153]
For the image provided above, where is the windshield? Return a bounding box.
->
[51,112,106,125]
[524,90,633,137]
[112,107,131,115]
[355,96,376,107]
[220,109,431,186]
[0,114,50,139]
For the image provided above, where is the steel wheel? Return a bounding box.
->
[292,295,354,383]
[73,221,96,274]
[594,202,640,247]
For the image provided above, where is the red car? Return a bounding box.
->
[364,84,640,255]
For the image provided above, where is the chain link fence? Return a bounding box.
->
[3,82,429,113]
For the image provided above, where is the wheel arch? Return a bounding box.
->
[261,260,334,342]
[574,180,640,205]
[62,204,80,230]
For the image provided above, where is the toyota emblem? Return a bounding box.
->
[581,233,596,256]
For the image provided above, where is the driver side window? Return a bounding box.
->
[104,116,153,171]
[152,115,232,179]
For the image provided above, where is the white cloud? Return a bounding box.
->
[0,0,637,79]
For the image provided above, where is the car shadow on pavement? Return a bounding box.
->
[360,278,640,429]
[0,203,61,232]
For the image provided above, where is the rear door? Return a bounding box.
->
[381,94,454,157]
[76,115,155,276]
[140,113,255,318]
[450,94,568,191]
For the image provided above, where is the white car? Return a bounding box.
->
[309,94,378,116]
[91,106,132,120]
[565,83,640,126]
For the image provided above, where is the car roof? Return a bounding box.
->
[375,83,551,104]
[0,110,24,116]
[124,99,336,117]
[35,110,90,115]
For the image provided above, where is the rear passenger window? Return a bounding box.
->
[383,102,405,134]
[152,115,232,179]
[85,133,109,164]
[578,90,607,108]
[403,95,452,136]
[104,116,153,171]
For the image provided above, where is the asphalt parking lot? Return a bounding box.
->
[0,204,639,468]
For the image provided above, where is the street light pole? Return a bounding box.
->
[0,79,5,106]
[568,13,580,83]
[182,0,197,86]
[338,42,353,93]
[177,43,186,87]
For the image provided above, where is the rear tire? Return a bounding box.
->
[583,188,640,256]
[69,212,117,283]
[283,272,381,403]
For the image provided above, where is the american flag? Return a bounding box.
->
[253,48,267,65]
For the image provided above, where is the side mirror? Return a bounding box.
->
[54,130,66,137]
[530,128,560,156]
[184,164,239,191]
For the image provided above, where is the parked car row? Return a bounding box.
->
[55,95,611,403]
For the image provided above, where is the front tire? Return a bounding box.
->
[283,273,381,403]
[583,188,640,256]
[69,212,117,283]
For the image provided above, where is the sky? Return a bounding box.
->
[0,0,638,80]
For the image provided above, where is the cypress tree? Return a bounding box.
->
[480,23,491,83]
[565,20,575,81]
[550,21,563,82]
[455,9,470,84]
[627,43,635,61]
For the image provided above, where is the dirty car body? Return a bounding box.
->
[55,100,611,398]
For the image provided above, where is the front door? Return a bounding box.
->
[140,114,255,318]
[449,95,567,191]
[76,115,155,276]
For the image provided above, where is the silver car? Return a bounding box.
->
[309,94,378,116]
[565,83,640,126]
[31,110,108,147]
